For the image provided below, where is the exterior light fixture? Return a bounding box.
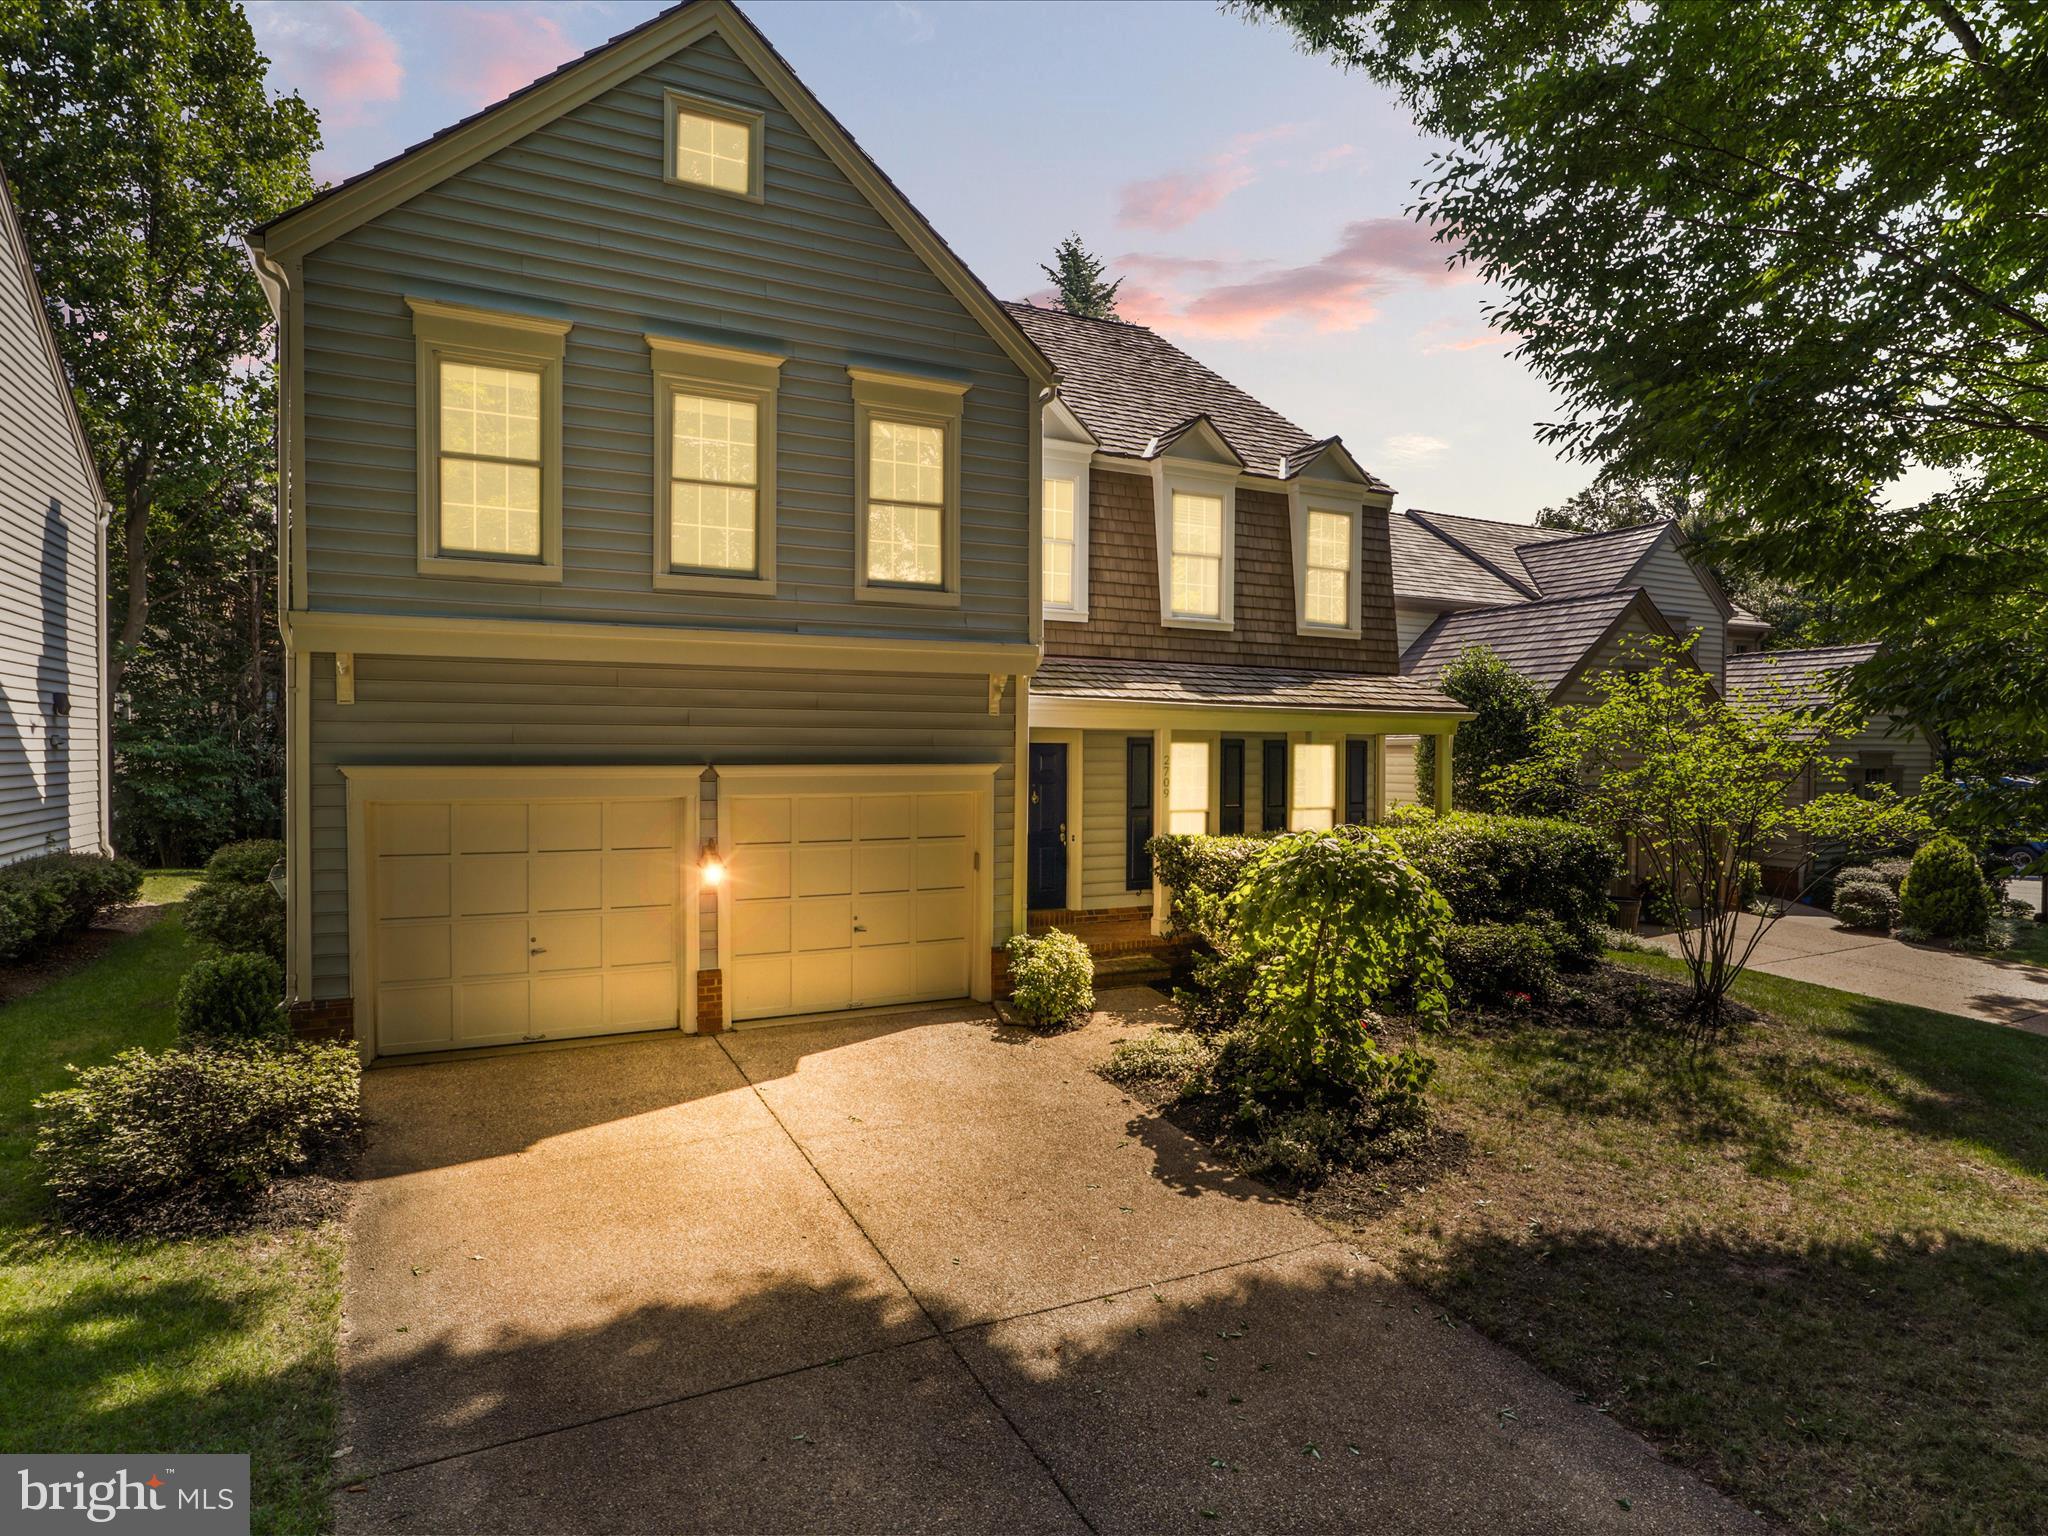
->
[267,859,288,902]
[699,841,726,887]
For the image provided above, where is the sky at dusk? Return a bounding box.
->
[246,0,1592,523]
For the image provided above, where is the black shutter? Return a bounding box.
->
[1125,737,1154,889]
[1261,739,1288,832]
[1219,739,1245,835]
[1345,740,1371,825]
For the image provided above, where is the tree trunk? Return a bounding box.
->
[107,470,151,706]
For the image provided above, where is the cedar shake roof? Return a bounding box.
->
[1003,301,1388,488]
[1400,588,1668,695]
[1515,520,1674,598]
[1724,643,1881,711]
[1033,656,1464,714]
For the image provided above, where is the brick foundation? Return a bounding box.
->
[288,997,355,1043]
[695,967,725,1033]
[1026,907,1190,976]
[991,945,1012,999]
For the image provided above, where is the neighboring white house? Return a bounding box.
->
[0,168,108,865]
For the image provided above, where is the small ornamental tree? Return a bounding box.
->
[1039,232,1123,319]
[1498,636,1935,1017]
[1415,645,1574,814]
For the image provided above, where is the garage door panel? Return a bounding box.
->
[730,956,790,1021]
[792,951,851,1013]
[797,795,853,843]
[456,802,527,855]
[793,896,851,952]
[454,918,531,978]
[913,892,968,943]
[605,907,673,969]
[916,841,969,892]
[605,849,674,909]
[795,843,852,898]
[379,803,450,856]
[915,940,969,997]
[917,793,971,839]
[733,901,791,957]
[456,854,529,917]
[608,799,677,851]
[605,968,677,1030]
[852,946,914,1006]
[531,801,602,853]
[732,846,789,901]
[856,843,911,895]
[531,852,601,911]
[732,795,791,845]
[378,859,450,921]
[377,924,450,986]
[532,912,601,972]
[459,979,530,1041]
[859,794,912,841]
[531,973,603,1035]
[379,986,454,1049]
[856,893,911,946]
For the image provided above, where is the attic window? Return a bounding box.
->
[665,91,763,201]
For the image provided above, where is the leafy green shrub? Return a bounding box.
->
[1444,922,1557,1004]
[1832,882,1898,931]
[1148,833,1270,936]
[204,838,285,886]
[1900,834,1995,942]
[1413,646,1577,815]
[0,853,145,963]
[1210,1025,1435,1184]
[176,952,286,1043]
[1100,1031,1213,1097]
[33,1042,360,1231]
[1003,928,1094,1028]
[1637,874,1681,929]
[1829,865,1884,897]
[1872,857,1914,894]
[185,878,285,962]
[1384,813,1620,956]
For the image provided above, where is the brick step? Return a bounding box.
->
[1093,951,1177,985]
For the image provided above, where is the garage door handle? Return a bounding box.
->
[529,945,547,955]
[852,925,866,933]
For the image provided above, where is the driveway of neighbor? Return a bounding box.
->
[1644,901,2048,1033]
[337,989,1761,1535]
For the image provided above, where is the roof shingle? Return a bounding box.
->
[1400,588,1663,693]
[1724,643,1881,711]
[1033,656,1463,714]
[1388,511,1524,606]
[1515,520,1673,599]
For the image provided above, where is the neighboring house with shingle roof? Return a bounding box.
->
[1002,300,1468,939]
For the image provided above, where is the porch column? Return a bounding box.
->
[1432,728,1454,813]
[1150,727,1170,937]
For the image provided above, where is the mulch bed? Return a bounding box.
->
[0,903,171,1008]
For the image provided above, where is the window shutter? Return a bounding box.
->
[1261,740,1288,832]
[1345,740,1370,825]
[1219,739,1245,835]
[1125,737,1154,890]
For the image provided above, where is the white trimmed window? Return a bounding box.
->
[665,91,763,201]
[1169,490,1225,619]
[851,367,967,606]
[1041,437,1092,622]
[1168,739,1212,835]
[647,334,783,593]
[409,298,569,582]
[1291,741,1338,830]
[1043,475,1078,609]
[1304,508,1353,627]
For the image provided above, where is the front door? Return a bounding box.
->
[1027,743,1068,910]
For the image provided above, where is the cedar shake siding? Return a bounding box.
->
[1045,470,1400,673]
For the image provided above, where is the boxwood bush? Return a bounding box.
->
[176,952,287,1043]
[1004,928,1095,1028]
[0,852,144,963]
[1900,834,1995,942]
[184,838,286,962]
[1832,881,1899,931]
[1443,921,1557,1003]
[33,1041,360,1231]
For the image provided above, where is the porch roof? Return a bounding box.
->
[1032,656,1466,716]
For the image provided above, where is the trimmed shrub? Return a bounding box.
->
[185,878,285,962]
[176,952,287,1043]
[33,1042,360,1230]
[1826,865,1884,904]
[1444,921,1557,1004]
[1101,1031,1212,1097]
[1900,834,1995,942]
[0,852,145,963]
[1004,928,1094,1028]
[1872,858,1914,894]
[1149,833,1270,937]
[204,838,285,887]
[1832,882,1899,931]
[1384,813,1620,957]
[1210,1022,1435,1184]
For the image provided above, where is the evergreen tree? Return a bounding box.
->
[1040,233,1123,319]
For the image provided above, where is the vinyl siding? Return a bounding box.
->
[1395,604,1440,653]
[306,652,1016,998]
[1079,728,1145,909]
[0,203,101,864]
[1385,737,1420,805]
[299,29,1030,641]
[1553,612,1673,708]
[1632,539,1726,686]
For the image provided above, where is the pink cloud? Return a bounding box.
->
[1116,219,1466,340]
[253,3,402,130]
[1115,125,1301,232]
[452,6,580,108]
[1311,143,1361,173]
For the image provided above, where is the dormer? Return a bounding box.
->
[1144,416,1243,631]
[1040,393,1098,624]
[1280,438,1379,640]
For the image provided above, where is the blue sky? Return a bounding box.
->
[247,0,1589,522]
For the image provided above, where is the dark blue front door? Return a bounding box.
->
[1027,743,1068,910]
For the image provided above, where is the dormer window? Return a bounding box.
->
[1149,430,1241,630]
[665,91,764,201]
[1303,508,1353,628]
[1169,491,1225,619]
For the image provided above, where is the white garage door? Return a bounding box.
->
[726,789,974,1023]
[369,797,683,1055]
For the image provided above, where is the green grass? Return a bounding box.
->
[140,868,203,906]
[1321,953,2048,1535]
[0,893,341,1535]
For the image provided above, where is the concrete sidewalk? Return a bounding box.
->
[336,990,1761,1535]
[1643,902,2048,1033]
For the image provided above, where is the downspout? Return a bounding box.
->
[96,496,112,854]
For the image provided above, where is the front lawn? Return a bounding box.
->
[0,896,341,1536]
[1314,953,2048,1535]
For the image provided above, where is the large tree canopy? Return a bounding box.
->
[1239,0,2048,808]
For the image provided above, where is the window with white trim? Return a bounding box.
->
[1043,475,1078,610]
[1303,508,1353,627]
[1169,490,1225,619]
[850,367,966,606]
[409,298,568,583]
[1291,742,1338,830]
[664,91,763,201]
[1168,739,1212,834]
[647,334,782,593]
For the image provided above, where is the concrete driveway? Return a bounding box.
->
[337,989,1760,1534]
[1644,902,2048,1033]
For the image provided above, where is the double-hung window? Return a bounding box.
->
[851,367,966,606]
[1169,491,1225,620]
[409,298,569,582]
[1043,476,1078,608]
[1040,439,1092,621]
[1304,509,1353,627]
[1152,454,1237,628]
[647,335,783,593]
